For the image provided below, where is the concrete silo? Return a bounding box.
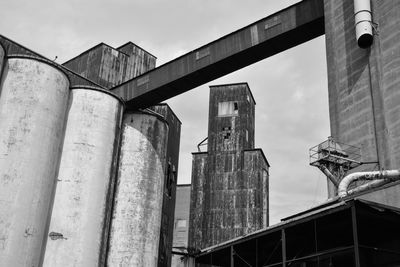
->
[43,87,124,266]
[107,110,168,266]
[0,56,70,266]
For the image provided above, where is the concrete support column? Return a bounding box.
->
[0,56,70,267]
[107,110,168,266]
[43,87,124,267]
[324,0,400,197]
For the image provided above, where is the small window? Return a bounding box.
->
[176,219,187,228]
[234,102,238,111]
[246,130,248,142]
[222,126,232,140]
[218,101,239,116]
[224,132,231,139]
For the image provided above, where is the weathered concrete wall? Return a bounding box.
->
[0,57,70,266]
[43,87,123,267]
[324,0,400,197]
[149,104,181,267]
[171,254,195,267]
[359,182,400,209]
[107,111,168,266]
[64,44,178,266]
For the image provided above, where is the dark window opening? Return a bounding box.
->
[166,163,175,197]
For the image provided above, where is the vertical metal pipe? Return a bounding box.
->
[354,0,373,48]
[351,205,361,267]
[282,229,286,267]
[107,110,168,266]
[43,87,124,267]
[0,56,70,266]
[230,246,234,267]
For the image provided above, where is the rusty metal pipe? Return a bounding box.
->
[314,163,339,187]
[338,169,400,197]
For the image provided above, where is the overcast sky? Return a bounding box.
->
[0,0,330,224]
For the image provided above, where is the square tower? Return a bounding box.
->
[189,83,269,250]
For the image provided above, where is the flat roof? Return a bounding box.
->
[209,82,256,105]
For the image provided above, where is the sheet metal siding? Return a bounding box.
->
[63,45,129,89]
[173,185,191,249]
[208,84,255,153]
[324,0,400,196]
[148,105,182,267]
[63,43,156,90]
[43,88,123,267]
[189,153,208,250]
[189,84,269,249]
[107,112,168,266]
[111,0,325,109]
[0,57,70,266]
[243,150,270,228]
[0,44,5,80]
[63,45,104,86]
[204,85,257,248]
[118,43,156,81]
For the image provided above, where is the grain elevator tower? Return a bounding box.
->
[189,83,269,250]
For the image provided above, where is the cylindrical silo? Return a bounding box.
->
[43,87,124,267]
[0,56,70,267]
[107,110,168,267]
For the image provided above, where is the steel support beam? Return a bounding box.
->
[111,0,324,109]
[351,205,361,267]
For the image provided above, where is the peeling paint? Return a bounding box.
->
[43,88,123,267]
[48,232,66,241]
[107,111,168,267]
[0,57,70,267]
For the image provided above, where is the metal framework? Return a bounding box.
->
[195,199,400,266]
[310,137,362,172]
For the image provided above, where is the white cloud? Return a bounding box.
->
[0,0,330,223]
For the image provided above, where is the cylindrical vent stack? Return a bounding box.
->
[107,110,168,266]
[42,87,124,266]
[354,0,373,48]
[0,56,70,267]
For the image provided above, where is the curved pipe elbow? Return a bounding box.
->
[338,170,400,198]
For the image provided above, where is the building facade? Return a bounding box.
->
[171,184,192,267]
[189,83,269,250]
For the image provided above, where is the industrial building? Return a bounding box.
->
[1,0,400,266]
[60,42,181,267]
[189,83,269,250]
[0,37,181,266]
